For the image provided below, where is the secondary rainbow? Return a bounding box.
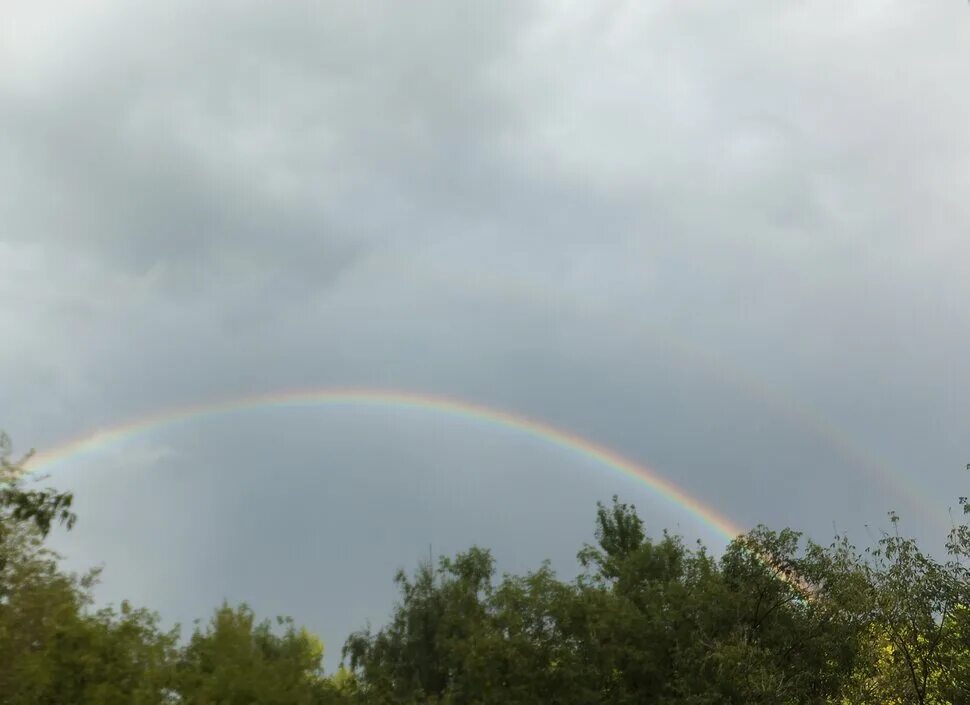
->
[403,260,939,530]
[23,387,744,541]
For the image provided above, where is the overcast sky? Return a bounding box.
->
[3,0,969,669]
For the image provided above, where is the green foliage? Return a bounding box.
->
[577,495,647,582]
[838,512,970,705]
[2,430,970,705]
[0,511,177,704]
[174,603,341,704]
[0,433,76,564]
[1,434,343,705]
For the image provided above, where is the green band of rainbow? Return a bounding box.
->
[24,388,744,541]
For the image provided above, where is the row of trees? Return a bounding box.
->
[2,432,969,704]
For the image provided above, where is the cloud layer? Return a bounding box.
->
[3,0,969,668]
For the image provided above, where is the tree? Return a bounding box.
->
[0,432,75,572]
[837,510,970,705]
[569,498,872,704]
[4,422,970,705]
[343,549,492,704]
[0,435,178,704]
[174,602,341,705]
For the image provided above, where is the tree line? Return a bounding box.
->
[1,432,968,704]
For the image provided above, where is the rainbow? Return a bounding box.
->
[23,387,745,542]
[381,257,940,531]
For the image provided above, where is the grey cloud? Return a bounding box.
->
[2,1,534,278]
[4,0,970,672]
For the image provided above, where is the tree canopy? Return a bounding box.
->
[1,436,968,704]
